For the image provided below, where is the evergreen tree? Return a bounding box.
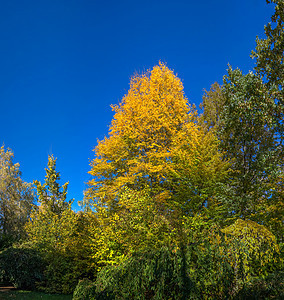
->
[26,155,74,251]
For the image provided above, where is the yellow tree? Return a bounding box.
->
[86,63,190,206]
[88,188,175,268]
[84,63,230,269]
[85,62,229,215]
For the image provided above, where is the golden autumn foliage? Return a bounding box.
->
[86,63,190,204]
[85,63,230,217]
[84,63,232,272]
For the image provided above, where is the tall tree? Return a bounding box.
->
[26,155,73,250]
[252,0,284,151]
[26,156,95,294]
[0,146,34,246]
[85,63,229,216]
[220,67,278,219]
[250,0,284,241]
[85,63,190,206]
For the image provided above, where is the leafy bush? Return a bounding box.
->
[73,247,195,300]
[73,243,237,300]
[0,245,45,289]
[73,278,96,300]
[0,244,91,294]
[235,271,284,299]
[37,251,93,295]
[73,234,283,299]
[95,247,197,300]
[187,240,235,298]
[221,219,281,280]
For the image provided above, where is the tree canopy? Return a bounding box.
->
[0,146,34,247]
[85,63,229,217]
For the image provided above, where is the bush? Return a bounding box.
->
[73,242,239,299]
[37,251,94,294]
[96,247,198,300]
[73,247,195,300]
[73,239,283,299]
[0,245,45,289]
[187,240,235,298]
[72,225,284,299]
[0,245,94,294]
[235,271,284,299]
[73,278,96,300]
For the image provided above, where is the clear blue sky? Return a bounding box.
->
[0,0,275,211]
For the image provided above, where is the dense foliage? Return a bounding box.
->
[0,1,283,299]
[0,245,45,290]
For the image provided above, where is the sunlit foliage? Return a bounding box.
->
[0,146,34,247]
[86,63,229,219]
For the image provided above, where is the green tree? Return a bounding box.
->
[250,0,284,241]
[26,155,93,293]
[252,0,284,96]
[0,145,34,247]
[33,155,71,216]
[199,82,226,133]
[220,68,278,219]
[26,155,74,251]
[252,0,284,152]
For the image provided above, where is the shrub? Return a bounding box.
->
[73,240,239,299]
[73,278,96,300]
[95,246,198,300]
[235,271,284,299]
[73,224,284,299]
[37,251,94,294]
[187,239,235,298]
[0,245,45,289]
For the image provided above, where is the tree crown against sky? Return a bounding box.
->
[0,146,34,246]
[85,63,229,219]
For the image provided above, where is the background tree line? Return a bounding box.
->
[0,0,283,299]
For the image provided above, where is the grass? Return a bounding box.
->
[0,290,73,300]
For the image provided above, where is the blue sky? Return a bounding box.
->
[0,0,275,211]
